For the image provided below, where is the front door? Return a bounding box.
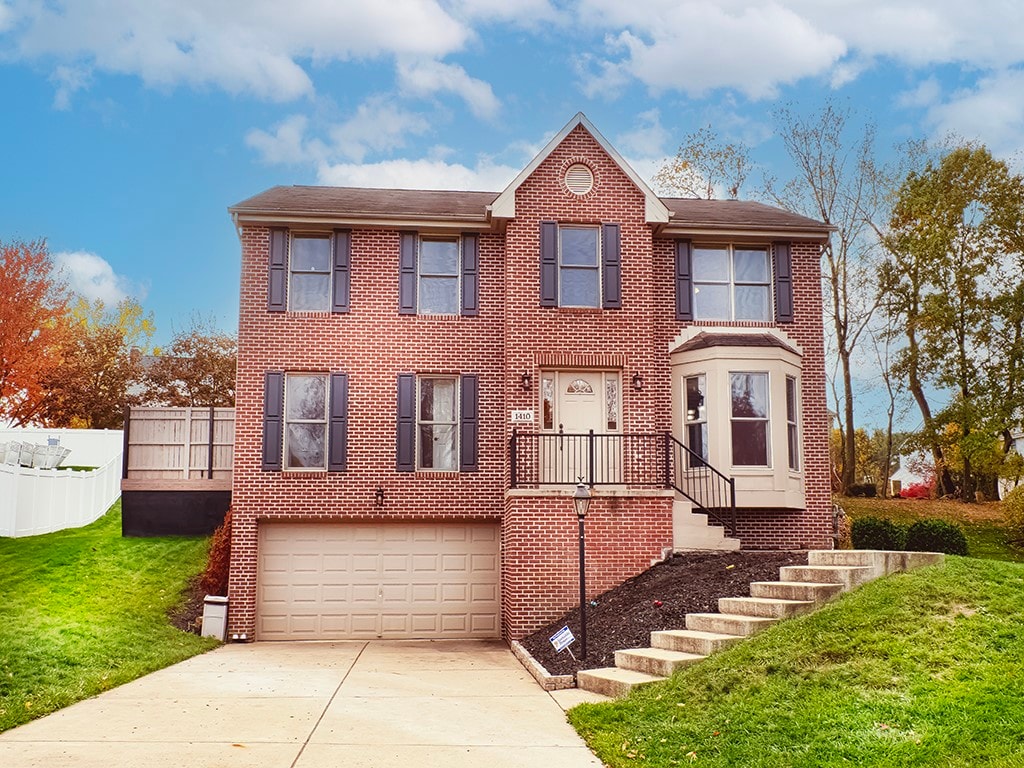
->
[540,371,620,484]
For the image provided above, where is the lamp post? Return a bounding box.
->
[573,480,592,659]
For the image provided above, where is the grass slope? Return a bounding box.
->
[570,557,1024,767]
[0,502,217,732]
[841,497,1024,563]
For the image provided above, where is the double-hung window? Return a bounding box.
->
[399,233,479,315]
[396,373,479,472]
[284,374,327,469]
[268,228,351,313]
[418,239,460,314]
[786,376,799,471]
[418,377,458,470]
[559,227,600,307]
[261,371,349,472]
[692,246,772,321]
[730,372,769,466]
[685,374,708,468]
[540,222,621,309]
[289,236,332,311]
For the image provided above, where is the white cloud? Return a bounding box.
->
[397,59,500,119]
[5,0,469,103]
[615,108,670,158]
[447,0,563,27]
[49,65,91,110]
[898,77,943,110]
[246,98,431,166]
[575,1,1024,100]
[921,69,1024,161]
[577,1,846,99]
[316,156,518,191]
[0,2,13,33]
[54,251,143,304]
[328,97,432,161]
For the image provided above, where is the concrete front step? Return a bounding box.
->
[808,549,944,576]
[615,647,706,677]
[685,612,778,636]
[718,596,816,619]
[749,580,845,603]
[576,666,665,698]
[779,564,874,590]
[651,629,744,656]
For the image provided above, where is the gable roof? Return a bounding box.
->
[662,198,833,239]
[488,112,671,224]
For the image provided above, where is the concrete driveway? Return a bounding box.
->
[0,640,604,767]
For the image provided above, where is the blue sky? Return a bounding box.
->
[2,1,1022,427]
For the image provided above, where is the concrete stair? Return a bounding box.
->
[574,549,944,698]
[672,499,740,551]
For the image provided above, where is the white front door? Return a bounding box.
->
[540,371,620,484]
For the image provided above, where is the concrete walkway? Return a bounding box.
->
[0,640,604,767]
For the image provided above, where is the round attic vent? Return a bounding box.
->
[564,163,594,195]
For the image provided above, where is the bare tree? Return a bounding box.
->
[766,102,885,494]
[653,125,753,199]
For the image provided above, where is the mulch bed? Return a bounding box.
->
[518,550,808,676]
[168,575,207,634]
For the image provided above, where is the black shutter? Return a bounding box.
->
[461,233,479,316]
[262,372,284,471]
[540,221,558,307]
[396,373,415,471]
[675,240,693,321]
[399,232,417,314]
[774,242,794,323]
[328,373,348,472]
[332,230,351,313]
[602,223,622,309]
[460,374,479,472]
[268,228,287,312]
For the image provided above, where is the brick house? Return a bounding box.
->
[226,113,833,643]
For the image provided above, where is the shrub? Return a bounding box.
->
[200,508,232,596]
[851,516,906,550]
[901,481,933,499]
[905,519,969,556]
[848,483,878,498]
[1003,485,1024,546]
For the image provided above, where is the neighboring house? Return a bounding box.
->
[999,428,1024,500]
[888,451,933,497]
[225,113,834,643]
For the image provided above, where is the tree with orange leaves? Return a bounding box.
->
[0,239,70,426]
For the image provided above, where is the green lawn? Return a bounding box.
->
[570,557,1024,767]
[0,502,217,732]
[839,496,1024,563]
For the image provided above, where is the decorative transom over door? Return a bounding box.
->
[540,371,621,484]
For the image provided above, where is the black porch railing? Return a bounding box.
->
[509,429,736,535]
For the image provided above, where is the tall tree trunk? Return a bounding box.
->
[841,349,856,492]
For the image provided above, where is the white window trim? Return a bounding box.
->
[288,233,333,312]
[558,225,602,308]
[786,375,800,472]
[729,370,772,469]
[416,375,460,471]
[692,244,773,322]
[670,333,804,509]
[417,236,461,316]
[283,373,328,471]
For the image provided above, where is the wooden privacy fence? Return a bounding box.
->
[122,407,234,486]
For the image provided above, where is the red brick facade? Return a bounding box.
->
[227,116,832,641]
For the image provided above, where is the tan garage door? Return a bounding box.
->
[257,522,500,640]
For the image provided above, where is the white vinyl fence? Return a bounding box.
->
[0,428,123,538]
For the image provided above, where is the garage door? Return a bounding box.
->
[257,522,500,640]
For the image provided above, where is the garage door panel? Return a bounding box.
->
[257,522,500,640]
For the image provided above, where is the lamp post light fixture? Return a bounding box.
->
[374,486,385,507]
[521,371,532,391]
[573,480,592,659]
[632,372,644,391]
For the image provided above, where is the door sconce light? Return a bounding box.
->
[374,486,385,507]
[632,372,644,391]
[521,372,532,391]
